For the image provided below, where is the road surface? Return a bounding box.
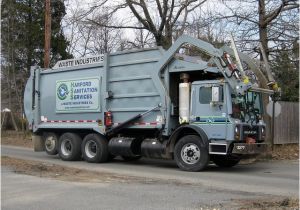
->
[1,145,299,210]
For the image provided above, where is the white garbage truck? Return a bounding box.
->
[24,35,279,171]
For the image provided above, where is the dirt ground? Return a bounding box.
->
[2,156,299,210]
[1,131,33,148]
[222,197,299,210]
[205,197,300,210]
[264,144,299,160]
[1,156,159,184]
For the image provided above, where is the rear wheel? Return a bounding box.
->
[44,132,59,155]
[174,135,209,172]
[82,133,109,163]
[211,155,241,168]
[58,132,82,161]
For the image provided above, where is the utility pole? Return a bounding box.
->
[44,0,51,68]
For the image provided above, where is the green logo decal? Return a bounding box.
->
[57,83,69,100]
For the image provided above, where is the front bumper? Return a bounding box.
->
[231,143,267,155]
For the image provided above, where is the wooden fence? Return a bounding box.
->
[272,101,299,144]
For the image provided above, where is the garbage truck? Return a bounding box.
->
[24,35,279,171]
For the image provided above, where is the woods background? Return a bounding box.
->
[1,0,299,132]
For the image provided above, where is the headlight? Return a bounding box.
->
[261,126,265,140]
[234,126,240,140]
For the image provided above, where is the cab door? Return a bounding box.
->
[190,82,228,140]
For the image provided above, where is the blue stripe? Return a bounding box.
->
[192,117,231,123]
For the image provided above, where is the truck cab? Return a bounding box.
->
[190,80,266,155]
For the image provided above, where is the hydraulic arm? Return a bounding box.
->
[159,35,278,97]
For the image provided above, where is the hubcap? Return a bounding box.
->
[181,143,201,164]
[85,140,97,158]
[45,136,56,151]
[61,139,72,156]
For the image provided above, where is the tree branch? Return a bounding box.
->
[86,19,146,29]
[155,0,163,17]
[167,0,175,24]
[140,0,157,33]
[158,0,168,32]
[126,0,152,31]
[263,1,299,26]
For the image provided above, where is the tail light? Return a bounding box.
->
[104,111,112,127]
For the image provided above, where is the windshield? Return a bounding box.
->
[231,91,263,123]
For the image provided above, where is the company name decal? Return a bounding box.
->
[53,55,104,69]
[56,78,100,113]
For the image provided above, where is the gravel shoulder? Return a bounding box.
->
[2,156,299,210]
[1,156,192,186]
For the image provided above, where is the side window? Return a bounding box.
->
[199,87,212,104]
[199,85,224,104]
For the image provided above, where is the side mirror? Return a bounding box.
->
[211,86,223,106]
[212,86,220,102]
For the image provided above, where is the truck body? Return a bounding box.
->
[24,35,272,171]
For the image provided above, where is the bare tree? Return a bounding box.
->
[64,3,125,56]
[126,23,155,49]
[88,12,124,54]
[80,0,207,49]
[217,0,299,60]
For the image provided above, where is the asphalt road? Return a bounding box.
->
[1,145,299,210]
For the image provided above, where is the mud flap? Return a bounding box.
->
[32,134,45,152]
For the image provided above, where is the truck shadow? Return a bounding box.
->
[110,157,265,173]
[44,154,266,173]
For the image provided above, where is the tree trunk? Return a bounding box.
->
[10,111,19,131]
[6,4,19,132]
[27,0,33,71]
[258,0,269,61]
[154,34,163,48]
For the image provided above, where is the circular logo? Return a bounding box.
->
[57,83,68,100]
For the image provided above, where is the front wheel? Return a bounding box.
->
[174,135,209,172]
[211,155,241,168]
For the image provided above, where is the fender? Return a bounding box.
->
[167,124,209,153]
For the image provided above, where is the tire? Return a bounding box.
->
[121,156,142,161]
[82,133,109,163]
[43,132,59,155]
[174,135,209,172]
[211,155,241,168]
[58,132,82,161]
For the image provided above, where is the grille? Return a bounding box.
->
[242,125,259,139]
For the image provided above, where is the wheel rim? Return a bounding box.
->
[45,136,56,151]
[61,139,72,156]
[181,143,201,164]
[85,140,97,159]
